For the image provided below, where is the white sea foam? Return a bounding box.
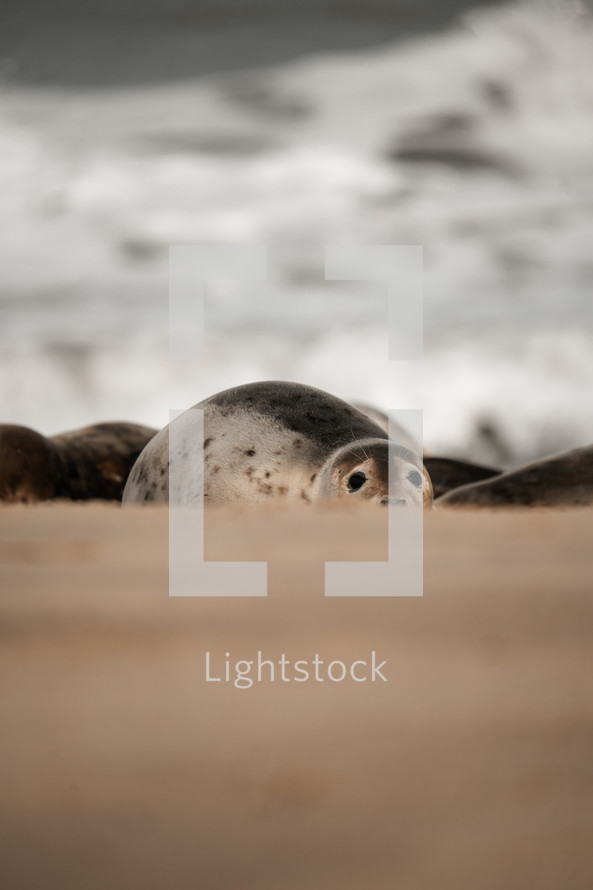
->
[1,1,592,462]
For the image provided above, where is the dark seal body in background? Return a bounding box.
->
[0,422,157,503]
[436,446,593,508]
[424,456,501,500]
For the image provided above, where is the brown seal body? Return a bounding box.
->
[436,445,593,508]
[423,456,501,500]
[0,422,157,503]
[0,425,63,503]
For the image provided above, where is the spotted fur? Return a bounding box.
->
[122,381,431,507]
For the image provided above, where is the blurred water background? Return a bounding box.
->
[1,0,592,466]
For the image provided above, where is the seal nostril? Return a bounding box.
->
[392,498,407,507]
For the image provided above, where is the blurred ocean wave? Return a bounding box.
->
[1,0,592,463]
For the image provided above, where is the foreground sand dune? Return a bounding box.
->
[1,504,592,889]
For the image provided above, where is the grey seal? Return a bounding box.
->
[122,381,432,507]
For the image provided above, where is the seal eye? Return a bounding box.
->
[407,470,423,488]
[347,472,367,492]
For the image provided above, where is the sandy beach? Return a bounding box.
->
[1,0,592,885]
[1,503,592,889]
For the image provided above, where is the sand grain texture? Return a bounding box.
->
[1,503,592,890]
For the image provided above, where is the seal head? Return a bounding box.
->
[314,438,432,507]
